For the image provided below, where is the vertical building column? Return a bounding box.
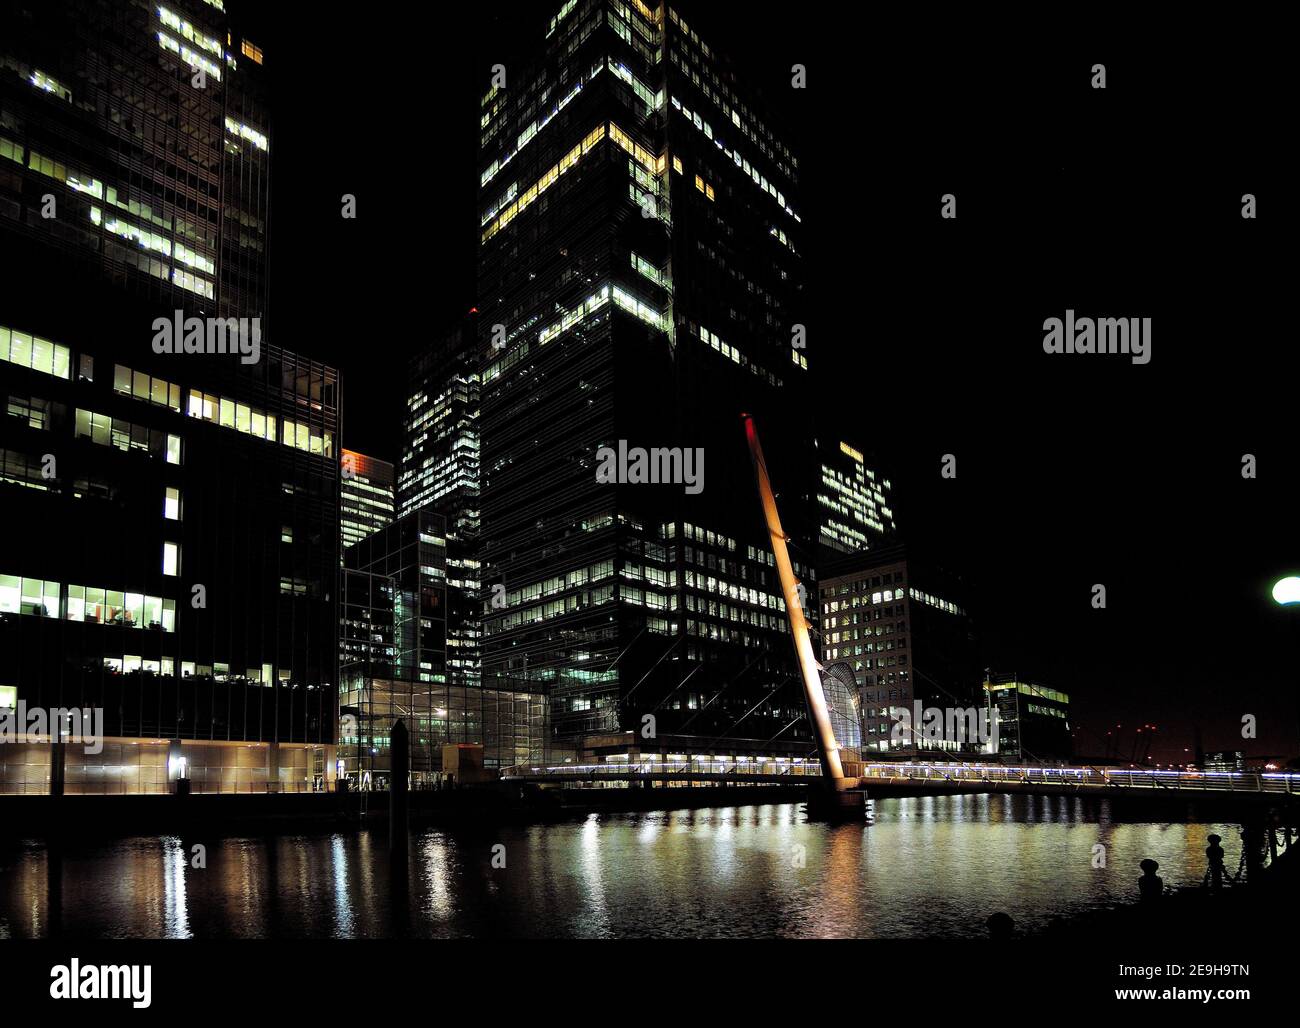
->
[49,738,66,797]
[267,740,281,794]
[323,744,337,791]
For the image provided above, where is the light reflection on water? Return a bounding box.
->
[0,796,1240,939]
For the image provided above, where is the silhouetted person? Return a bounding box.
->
[1240,824,1265,882]
[985,911,1014,939]
[1138,859,1163,903]
[1205,834,1226,890]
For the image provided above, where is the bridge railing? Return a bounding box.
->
[501,760,1300,795]
[501,759,823,779]
[859,763,1300,794]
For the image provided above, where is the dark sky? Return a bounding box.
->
[237,2,1298,763]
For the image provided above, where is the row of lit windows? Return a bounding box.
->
[824,571,905,596]
[90,207,215,298]
[224,117,268,152]
[488,586,616,633]
[618,586,674,611]
[13,132,216,250]
[186,389,334,458]
[683,596,785,635]
[669,96,798,223]
[0,575,176,630]
[689,322,780,387]
[481,54,594,187]
[909,587,964,616]
[482,123,608,241]
[156,30,222,82]
[159,7,222,57]
[684,569,783,611]
[75,408,183,464]
[1,325,71,380]
[666,7,797,177]
[496,561,616,609]
[115,364,182,412]
[988,681,1070,705]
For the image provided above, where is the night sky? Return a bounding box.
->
[240,3,1298,763]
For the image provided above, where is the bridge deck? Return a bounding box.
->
[502,761,1300,800]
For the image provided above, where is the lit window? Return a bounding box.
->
[166,434,182,465]
[163,542,179,576]
[0,575,19,614]
[241,40,264,64]
[672,155,683,174]
[281,526,294,544]
[1,325,71,379]
[164,487,181,520]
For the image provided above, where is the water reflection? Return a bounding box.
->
[0,797,1243,939]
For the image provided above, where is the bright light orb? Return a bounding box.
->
[1272,576,1300,605]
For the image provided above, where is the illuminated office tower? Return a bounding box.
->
[478,2,814,750]
[984,674,1072,763]
[399,316,482,686]
[0,2,340,795]
[1,0,271,320]
[340,450,395,559]
[820,544,983,759]
[817,440,897,559]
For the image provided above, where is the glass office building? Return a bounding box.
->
[478,2,815,752]
[340,449,395,559]
[0,1,340,794]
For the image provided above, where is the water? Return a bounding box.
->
[0,795,1239,938]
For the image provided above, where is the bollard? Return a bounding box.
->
[389,719,409,850]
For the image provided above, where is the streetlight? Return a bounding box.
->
[1271,576,1300,764]
[1271,576,1300,606]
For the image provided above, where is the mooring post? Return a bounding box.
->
[390,719,409,850]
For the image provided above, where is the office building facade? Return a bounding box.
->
[0,1,340,795]
[340,449,395,558]
[984,674,1072,763]
[399,317,482,686]
[477,1,814,752]
[817,439,897,558]
[340,509,545,785]
[821,544,984,758]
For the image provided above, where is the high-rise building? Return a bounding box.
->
[817,439,897,559]
[984,674,1072,763]
[399,316,480,522]
[340,449,395,558]
[477,1,813,751]
[1,0,272,320]
[399,317,482,686]
[0,1,340,795]
[339,509,545,784]
[820,544,983,758]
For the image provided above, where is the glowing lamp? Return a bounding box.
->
[1272,576,1300,605]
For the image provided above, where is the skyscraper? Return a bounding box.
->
[1,0,271,319]
[0,0,340,794]
[477,2,813,752]
[340,449,395,558]
[399,316,482,686]
[817,439,897,559]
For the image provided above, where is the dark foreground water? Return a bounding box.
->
[0,795,1239,939]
